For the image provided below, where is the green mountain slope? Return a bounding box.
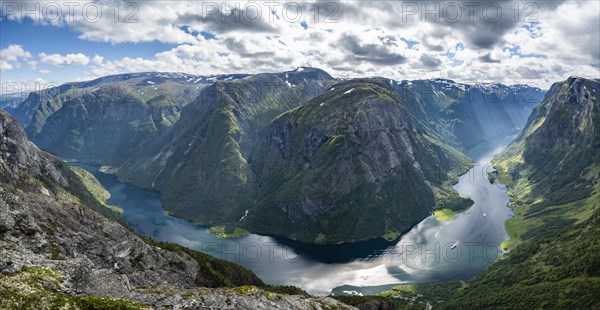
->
[32,85,188,164]
[390,79,545,149]
[124,68,337,228]
[244,78,471,243]
[444,77,600,308]
[22,69,544,244]
[126,73,541,244]
[12,73,210,131]
[7,84,70,130]
[494,77,600,207]
[1,108,364,309]
[11,72,247,164]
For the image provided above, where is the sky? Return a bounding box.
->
[1,0,599,94]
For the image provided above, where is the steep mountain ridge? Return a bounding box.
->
[243,78,471,243]
[444,76,600,308]
[126,73,541,243]
[32,84,185,164]
[17,69,545,244]
[389,78,545,148]
[0,109,67,188]
[16,72,247,129]
[12,72,248,165]
[494,76,600,206]
[123,67,337,228]
[0,108,263,287]
[0,109,362,309]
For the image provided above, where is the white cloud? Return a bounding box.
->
[92,55,103,64]
[0,45,32,72]
[0,44,32,62]
[39,53,90,66]
[4,0,599,88]
[0,61,13,71]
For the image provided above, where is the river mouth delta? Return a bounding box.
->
[73,135,514,296]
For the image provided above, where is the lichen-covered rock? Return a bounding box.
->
[0,267,356,309]
[0,108,361,309]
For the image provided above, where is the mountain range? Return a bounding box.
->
[8,68,545,244]
[0,108,361,309]
[2,71,599,308]
[17,72,248,164]
[444,76,600,308]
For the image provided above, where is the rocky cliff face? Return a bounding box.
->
[445,77,600,309]
[1,108,264,288]
[0,109,67,187]
[244,78,471,243]
[125,67,337,228]
[390,79,545,148]
[18,69,544,244]
[494,77,600,206]
[10,72,247,164]
[1,109,357,309]
[32,85,184,164]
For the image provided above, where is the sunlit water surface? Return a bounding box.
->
[76,135,514,296]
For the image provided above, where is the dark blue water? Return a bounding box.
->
[72,135,513,296]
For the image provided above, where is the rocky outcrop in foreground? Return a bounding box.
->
[0,108,353,309]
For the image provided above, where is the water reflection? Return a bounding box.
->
[74,135,514,296]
